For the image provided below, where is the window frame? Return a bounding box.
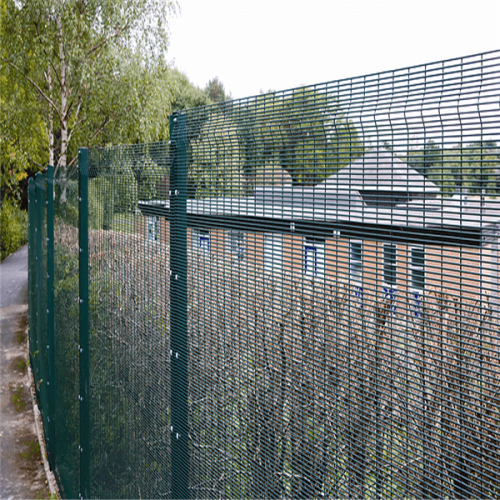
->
[227,230,245,262]
[410,246,425,293]
[383,243,398,288]
[192,228,210,254]
[147,216,159,242]
[410,245,425,317]
[349,240,363,286]
[304,237,325,279]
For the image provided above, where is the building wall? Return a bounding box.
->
[135,214,494,300]
[135,215,170,246]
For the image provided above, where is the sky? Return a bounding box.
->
[166,0,500,100]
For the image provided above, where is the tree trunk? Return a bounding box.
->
[46,66,55,167]
[56,14,69,203]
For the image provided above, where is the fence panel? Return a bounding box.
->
[175,51,500,499]
[29,50,500,499]
[52,164,81,498]
[85,143,172,498]
[28,167,56,472]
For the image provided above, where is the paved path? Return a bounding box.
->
[0,245,49,499]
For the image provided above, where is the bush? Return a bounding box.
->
[54,179,79,227]
[0,198,28,260]
[113,165,138,214]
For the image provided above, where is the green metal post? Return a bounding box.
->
[46,165,55,469]
[34,173,43,393]
[35,172,48,415]
[78,150,90,499]
[28,178,37,369]
[169,113,189,500]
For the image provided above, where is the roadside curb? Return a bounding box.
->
[26,332,60,499]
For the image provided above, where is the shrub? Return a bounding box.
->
[0,197,28,260]
[89,177,112,230]
[54,179,79,227]
[112,165,138,214]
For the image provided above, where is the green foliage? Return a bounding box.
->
[409,139,442,178]
[170,69,213,112]
[132,156,168,201]
[0,0,46,200]
[54,179,79,226]
[406,142,500,195]
[188,88,364,198]
[204,77,231,103]
[11,386,25,411]
[52,239,80,498]
[0,0,179,203]
[0,197,28,260]
[190,111,244,198]
[89,177,113,229]
[114,166,138,214]
[236,88,364,187]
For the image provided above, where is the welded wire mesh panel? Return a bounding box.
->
[33,173,50,442]
[180,51,500,498]
[53,166,80,498]
[87,143,172,498]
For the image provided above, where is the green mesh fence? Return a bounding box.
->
[29,171,52,458]
[179,51,500,499]
[53,165,81,498]
[86,143,172,499]
[29,50,500,499]
[29,165,81,498]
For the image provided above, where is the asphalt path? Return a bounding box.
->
[0,245,49,499]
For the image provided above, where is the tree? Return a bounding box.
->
[204,77,231,103]
[407,139,442,178]
[1,0,176,201]
[0,0,47,203]
[170,69,212,113]
[188,88,364,198]
[236,88,363,187]
[411,142,500,196]
[190,110,243,198]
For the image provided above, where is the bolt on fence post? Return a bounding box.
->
[169,113,190,500]
[46,165,56,470]
[78,149,90,499]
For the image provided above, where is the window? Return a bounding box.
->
[264,233,283,274]
[147,216,159,242]
[383,244,397,287]
[228,230,245,262]
[349,241,363,285]
[383,243,397,312]
[192,229,210,254]
[304,237,325,278]
[410,247,425,292]
[410,246,425,317]
[350,241,363,307]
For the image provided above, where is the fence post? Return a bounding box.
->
[34,172,49,417]
[78,150,90,499]
[46,165,55,470]
[169,113,189,500]
[28,178,37,373]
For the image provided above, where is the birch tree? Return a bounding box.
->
[1,0,176,201]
